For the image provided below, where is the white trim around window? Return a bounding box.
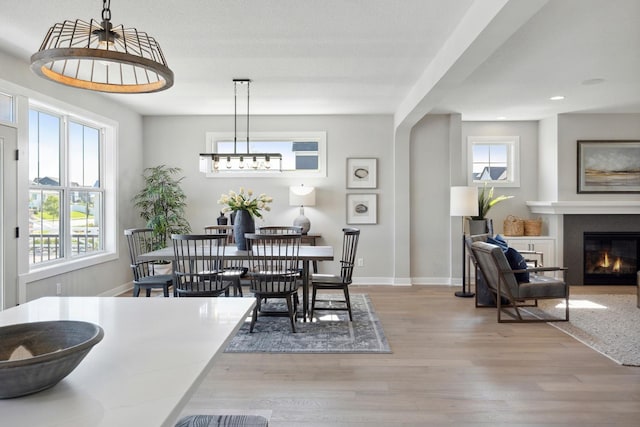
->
[467,135,520,187]
[18,98,118,285]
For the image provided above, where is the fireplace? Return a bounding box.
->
[583,232,640,285]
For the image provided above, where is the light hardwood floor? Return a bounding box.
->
[156,285,638,426]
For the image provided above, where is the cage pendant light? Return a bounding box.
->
[30,0,173,93]
[199,79,283,173]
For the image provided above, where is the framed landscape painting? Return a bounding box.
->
[577,140,640,193]
[346,157,377,189]
[346,193,377,224]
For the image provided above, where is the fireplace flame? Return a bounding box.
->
[613,257,621,272]
[600,252,610,268]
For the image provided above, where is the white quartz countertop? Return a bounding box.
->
[0,297,254,427]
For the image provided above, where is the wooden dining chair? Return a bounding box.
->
[310,228,360,321]
[204,225,245,296]
[245,233,301,332]
[124,228,173,297]
[171,234,233,297]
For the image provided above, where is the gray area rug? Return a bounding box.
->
[225,294,391,353]
[526,294,640,366]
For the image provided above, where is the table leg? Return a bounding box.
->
[302,259,310,322]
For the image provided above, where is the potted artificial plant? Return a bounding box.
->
[133,165,191,257]
[468,184,513,235]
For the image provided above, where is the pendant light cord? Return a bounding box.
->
[246,80,250,155]
[233,80,238,154]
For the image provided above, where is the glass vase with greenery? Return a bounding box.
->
[470,184,513,220]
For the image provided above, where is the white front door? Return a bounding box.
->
[1,124,18,309]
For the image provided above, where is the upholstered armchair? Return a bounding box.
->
[470,241,569,323]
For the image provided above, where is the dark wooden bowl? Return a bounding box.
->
[0,320,104,399]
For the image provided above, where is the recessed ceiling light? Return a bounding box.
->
[496,116,507,120]
[582,78,605,86]
[550,95,565,101]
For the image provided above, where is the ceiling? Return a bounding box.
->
[0,0,638,121]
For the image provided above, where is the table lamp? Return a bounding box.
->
[289,184,316,234]
[450,186,478,298]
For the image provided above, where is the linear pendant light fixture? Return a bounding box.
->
[199,79,283,173]
[30,0,173,93]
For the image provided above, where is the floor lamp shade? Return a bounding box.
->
[289,185,316,234]
[450,186,478,217]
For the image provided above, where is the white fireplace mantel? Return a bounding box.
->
[527,201,640,215]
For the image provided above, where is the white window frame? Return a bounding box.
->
[20,98,117,282]
[203,131,327,178]
[0,91,15,125]
[467,135,520,187]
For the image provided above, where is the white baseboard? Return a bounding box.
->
[100,282,133,297]
[352,277,456,286]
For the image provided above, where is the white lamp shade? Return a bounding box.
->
[450,186,478,217]
[289,185,316,206]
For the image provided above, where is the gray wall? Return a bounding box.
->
[461,121,540,233]
[142,114,395,282]
[4,42,639,293]
[557,113,640,202]
[410,115,453,282]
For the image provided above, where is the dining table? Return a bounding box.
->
[0,296,255,427]
[138,245,334,321]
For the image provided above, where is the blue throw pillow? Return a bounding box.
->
[505,247,530,283]
[487,235,509,252]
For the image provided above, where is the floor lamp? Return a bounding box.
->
[450,186,478,298]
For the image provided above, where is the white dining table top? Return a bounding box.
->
[0,296,254,427]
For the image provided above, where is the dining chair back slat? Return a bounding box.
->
[125,228,173,297]
[171,234,232,297]
[245,233,302,332]
[204,225,246,296]
[310,227,360,321]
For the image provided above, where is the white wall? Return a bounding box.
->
[538,116,559,201]
[0,50,144,302]
[142,114,395,282]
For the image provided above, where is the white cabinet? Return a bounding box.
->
[504,236,556,268]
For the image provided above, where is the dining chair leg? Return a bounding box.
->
[286,295,297,333]
[310,287,318,320]
[146,288,152,297]
[133,285,141,297]
[250,301,259,333]
[343,286,353,321]
[233,278,243,297]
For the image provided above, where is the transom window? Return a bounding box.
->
[467,136,520,187]
[0,91,14,123]
[28,108,104,266]
[204,132,326,177]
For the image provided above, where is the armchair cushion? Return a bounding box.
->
[487,234,530,283]
[505,247,530,283]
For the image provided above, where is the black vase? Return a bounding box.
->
[233,210,255,250]
[217,212,228,225]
